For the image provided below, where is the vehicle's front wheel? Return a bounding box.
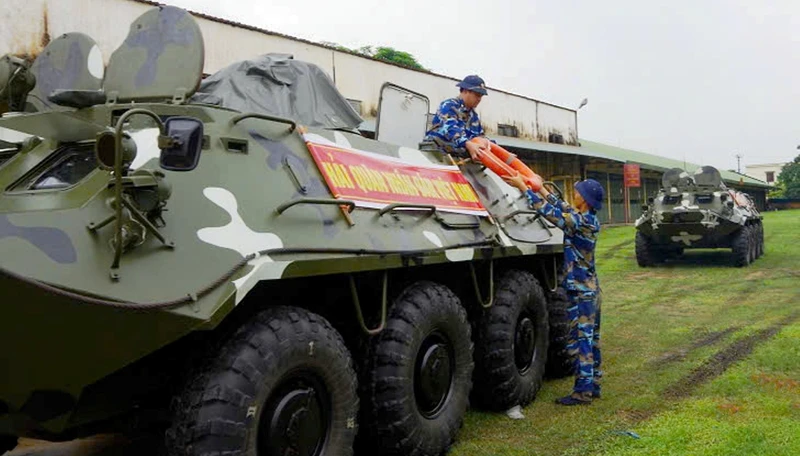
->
[635,232,661,266]
[748,224,757,263]
[732,225,750,267]
[361,281,473,456]
[756,222,764,258]
[166,307,359,456]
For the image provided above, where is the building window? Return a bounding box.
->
[765,171,775,183]
[497,124,519,137]
[548,132,565,144]
[346,98,362,115]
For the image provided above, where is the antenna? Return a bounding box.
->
[735,153,742,173]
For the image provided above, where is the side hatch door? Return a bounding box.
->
[374,82,430,148]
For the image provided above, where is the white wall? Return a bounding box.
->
[745,163,785,185]
[1,0,578,144]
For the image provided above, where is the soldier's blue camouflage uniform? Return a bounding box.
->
[523,189,602,400]
[424,97,485,155]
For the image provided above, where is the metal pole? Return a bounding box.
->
[624,183,629,224]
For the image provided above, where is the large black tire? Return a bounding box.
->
[544,287,574,379]
[361,281,473,456]
[0,435,17,453]
[166,307,359,456]
[473,270,549,410]
[635,232,661,266]
[748,224,757,263]
[756,222,764,258]
[731,225,750,267]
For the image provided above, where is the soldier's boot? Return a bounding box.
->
[555,392,592,406]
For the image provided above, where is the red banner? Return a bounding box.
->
[304,137,488,216]
[624,163,641,187]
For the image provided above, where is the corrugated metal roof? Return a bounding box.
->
[356,123,769,189]
[491,135,615,160]
[578,139,770,188]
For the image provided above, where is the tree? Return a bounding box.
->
[774,154,800,198]
[322,42,428,71]
[371,47,427,71]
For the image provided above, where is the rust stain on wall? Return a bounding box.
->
[11,5,51,62]
[40,6,51,50]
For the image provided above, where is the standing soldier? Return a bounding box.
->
[503,175,605,405]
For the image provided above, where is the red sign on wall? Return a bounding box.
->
[304,137,488,216]
[624,163,641,187]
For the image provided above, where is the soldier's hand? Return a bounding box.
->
[503,174,527,192]
[465,141,481,161]
[528,173,543,192]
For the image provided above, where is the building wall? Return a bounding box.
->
[0,0,578,145]
[745,163,785,185]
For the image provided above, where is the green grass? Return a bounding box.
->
[450,209,800,456]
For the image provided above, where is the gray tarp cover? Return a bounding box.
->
[190,53,363,129]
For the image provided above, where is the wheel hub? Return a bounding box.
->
[260,374,329,456]
[415,333,454,418]
[515,316,536,373]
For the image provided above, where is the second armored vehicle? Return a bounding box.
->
[635,166,764,267]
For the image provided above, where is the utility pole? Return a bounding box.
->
[735,153,742,173]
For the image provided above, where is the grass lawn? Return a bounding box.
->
[450,209,800,456]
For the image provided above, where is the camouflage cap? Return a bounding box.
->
[456,75,488,95]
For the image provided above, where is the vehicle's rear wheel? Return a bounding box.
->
[545,287,574,379]
[166,307,359,456]
[635,232,661,266]
[361,281,473,456]
[756,222,764,258]
[732,225,750,267]
[0,435,17,453]
[472,270,549,410]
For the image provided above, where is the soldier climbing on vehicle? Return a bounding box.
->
[424,74,492,159]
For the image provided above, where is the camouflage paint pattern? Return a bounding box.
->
[524,190,600,293]
[25,32,103,112]
[566,291,601,398]
[103,5,204,102]
[424,97,485,156]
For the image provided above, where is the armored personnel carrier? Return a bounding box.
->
[634,166,764,267]
[0,6,575,455]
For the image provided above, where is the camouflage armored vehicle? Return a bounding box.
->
[0,6,574,455]
[634,166,764,267]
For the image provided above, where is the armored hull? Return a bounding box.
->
[0,6,573,455]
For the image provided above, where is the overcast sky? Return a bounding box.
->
[164,0,799,172]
